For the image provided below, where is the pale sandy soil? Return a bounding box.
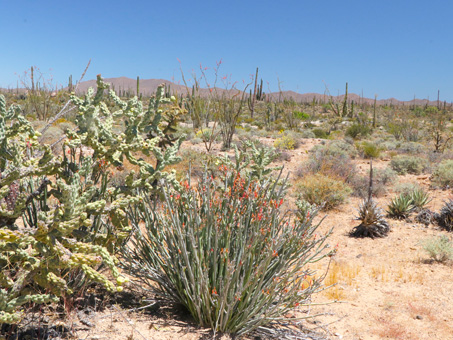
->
[50,138,453,340]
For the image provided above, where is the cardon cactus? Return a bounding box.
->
[0,75,186,323]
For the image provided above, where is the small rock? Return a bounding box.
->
[334,333,343,339]
[416,315,423,320]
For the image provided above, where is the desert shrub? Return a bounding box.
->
[397,142,424,154]
[390,155,428,175]
[274,134,298,150]
[300,141,357,183]
[274,149,292,162]
[387,194,415,219]
[296,173,352,210]
[176,125,195,141]
[394,182,421,195]
[358,141,381,159]
[431,159,453,189]
[329,139,357,157]
[165,149,209,180]
[381,140,399,151]
[123,166,333,336]
[387,120,422,142]
[427,149,453,165]
[195,128,217,142]
[345,123,371,139]
[312,128,329,139]
[351,167,396,198]
[38,125,64,144]
[310,140,356,158]
[190,137,203,144]
[0,77,185,323]
[421,236,453,263]
[300,129,316,139]
[294,111,310,120]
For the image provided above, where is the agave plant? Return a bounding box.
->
[435,199,453,231]
[350,199,390,238]
[387,194,416,220]
[409,188,431,211]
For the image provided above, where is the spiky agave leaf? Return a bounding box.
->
[387,194,415,220]
[350,199,390,238]
[409,188,431,211]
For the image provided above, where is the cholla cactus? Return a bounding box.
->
[0,75,186,323]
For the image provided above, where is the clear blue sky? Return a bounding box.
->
[1,0,452,101]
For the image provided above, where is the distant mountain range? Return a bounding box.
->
[1,76,443,107]
[73,77,442,106]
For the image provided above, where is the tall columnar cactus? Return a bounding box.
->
[0,75,186,323]
[69,74,73,92]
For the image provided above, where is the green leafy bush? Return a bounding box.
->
[358,141,381,159]
[312,128,329,139]
[293,111,310,120]
[345,123,371,139]
[296,173,352,210]
[431,159,453,189]
[123,165,333,336]
[390,155,427,175]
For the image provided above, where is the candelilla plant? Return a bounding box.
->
[123,151,334,336]
[0,75,186,323]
